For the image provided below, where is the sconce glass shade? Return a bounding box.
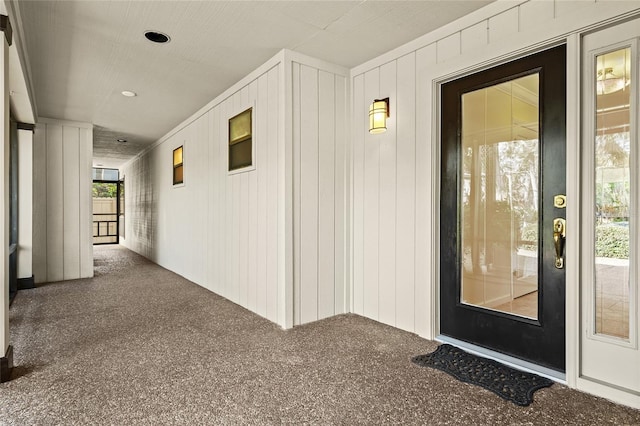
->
[369,98,389,134]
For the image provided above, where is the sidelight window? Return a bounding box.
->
[592,47,633,340]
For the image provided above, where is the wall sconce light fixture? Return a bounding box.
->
[369,97,389,134]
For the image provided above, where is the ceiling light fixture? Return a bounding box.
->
[144,30,171,44]
[597,67,627,95]
[117,138,127,143]
[121,90,137,97]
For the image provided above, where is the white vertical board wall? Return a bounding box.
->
[122,50,348,329]
[45,124,63,282]
[353,60,416,330]
[0,37,8,355]
[78,127,93,279]
[32,125,46,283]
[123,62,284,326]
[32,119,93,283]
[292,62,348,326]
[123,152,154,259]
[62,127,80,280]
[350,0,640,338]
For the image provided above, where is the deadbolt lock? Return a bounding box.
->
[554,195,567,209]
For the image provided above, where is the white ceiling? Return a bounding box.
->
[15,0,493,168]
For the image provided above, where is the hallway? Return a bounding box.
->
[0,246,638,424]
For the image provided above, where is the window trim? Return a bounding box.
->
[173,145,184,186]
[228,103,256,174]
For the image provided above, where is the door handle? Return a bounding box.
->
[553,218,566,269]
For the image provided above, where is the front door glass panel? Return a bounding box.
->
[594,47,631,339]
[460,74,540,319]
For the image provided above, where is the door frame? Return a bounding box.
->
[92,179,120,246]
[438,44,567,374]
[429,39,580,383]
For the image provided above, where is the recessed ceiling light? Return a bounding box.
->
[121,90,137,97]
[117,138,127,143]
[144,30,171,44]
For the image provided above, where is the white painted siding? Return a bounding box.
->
[62,126,80,280]
[79,128,93,278]
[0,39,8,355]
[395,53,416,332]
[292,62,348,325]
[122,51,347,329]
[123,63,279,321]
[32,119,93,283]
[32,125,46,283]
[124,108,221,300]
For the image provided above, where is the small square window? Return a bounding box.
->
[229,108,252,171]
[173,146,184,185]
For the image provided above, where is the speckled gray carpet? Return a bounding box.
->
[1,245,639,425]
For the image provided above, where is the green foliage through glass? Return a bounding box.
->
[93,182,117,198]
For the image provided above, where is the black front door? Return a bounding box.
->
[440,44,566,372]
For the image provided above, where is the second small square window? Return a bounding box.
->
[229,107,252,171]
[173,145,184,185]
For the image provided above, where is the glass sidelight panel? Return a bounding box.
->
[460,73,540,319]
[594,48,631,339]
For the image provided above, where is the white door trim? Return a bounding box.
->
[430,37,577,374]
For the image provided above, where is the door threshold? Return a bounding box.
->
[436,335,566,384]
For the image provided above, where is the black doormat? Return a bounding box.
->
[411,344,554,406]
